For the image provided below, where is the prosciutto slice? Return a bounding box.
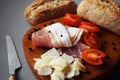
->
[62,42,90,58]
[32,23,84,48]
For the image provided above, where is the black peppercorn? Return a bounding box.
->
[27,36,31,41]
[111,42,116,46]
[106,55,110,59]
[85,69,90,74]
[48,31,51,33]
[29,47,33,51]
[44,24,47,27]
[113,47,118,51]
[104,40,108,44]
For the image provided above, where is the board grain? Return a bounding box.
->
[23,17,120,80]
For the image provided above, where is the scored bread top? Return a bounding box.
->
[24,0,77,26]
[24,0,76,19]
[85,0,120,16]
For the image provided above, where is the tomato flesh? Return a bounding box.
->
[82,48,106,66]
[63,13,81,26]
[83,32,101,49]
[80,21,100,33]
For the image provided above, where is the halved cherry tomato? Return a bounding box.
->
[80,22,100,33]
[63,13,81,26]
[82,48,106,66]
[83,32,101,49]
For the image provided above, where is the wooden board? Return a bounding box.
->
[23,17,120,80]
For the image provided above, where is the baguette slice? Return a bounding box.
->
[24,0,77,26]
[77,0,120,35]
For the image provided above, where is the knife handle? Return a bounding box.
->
[9,74,15,80]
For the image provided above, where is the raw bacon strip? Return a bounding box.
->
[32,23,84,48]
[45,23,72,47]
[66,26,84,46]
[32,29,53,47]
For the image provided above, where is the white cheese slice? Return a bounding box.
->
[37,66,52,76]
[73,58,86,71]
[66,58,80,78]
[50,57,68,71]
[61,53,74,64]
[33,48,86,79]
[66,66,80,78]
[66,58,86,78]
[51,70,65,80]
[34,59,52,75]
[41,48,60,57]
[41,48,60,62]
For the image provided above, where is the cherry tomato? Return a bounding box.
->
[63,13,81,26]
[83,32,101,49]
[82,48,106,66]
[80,22,100,33]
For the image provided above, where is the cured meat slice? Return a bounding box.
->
[32,23,84,48]
[62,42,90,58]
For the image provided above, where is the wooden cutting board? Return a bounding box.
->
[23,17,120,80]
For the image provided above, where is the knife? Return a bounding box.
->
[6,35,22,80]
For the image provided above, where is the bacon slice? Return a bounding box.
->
[32,23,84,48]
[66,26,84,45]
[32,29,53,47]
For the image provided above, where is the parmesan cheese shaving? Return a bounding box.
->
[33,48,85,80]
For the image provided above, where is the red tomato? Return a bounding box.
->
[83,32,101,49]
[82,48,106,66]
[63,13,81,26]
[80,22,100,33]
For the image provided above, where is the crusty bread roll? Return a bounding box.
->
[77,0,120,35]
[24,0,77,26]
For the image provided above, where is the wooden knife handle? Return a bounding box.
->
[9,74,15,80]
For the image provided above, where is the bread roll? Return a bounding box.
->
[77,0,120,35]
[24,0,77,26]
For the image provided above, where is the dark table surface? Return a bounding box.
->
[0,0,120,80]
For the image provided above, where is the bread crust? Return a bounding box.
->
[77,0,120,35]
[24,0,77,26]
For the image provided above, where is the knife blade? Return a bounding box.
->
[6,35,21,80]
